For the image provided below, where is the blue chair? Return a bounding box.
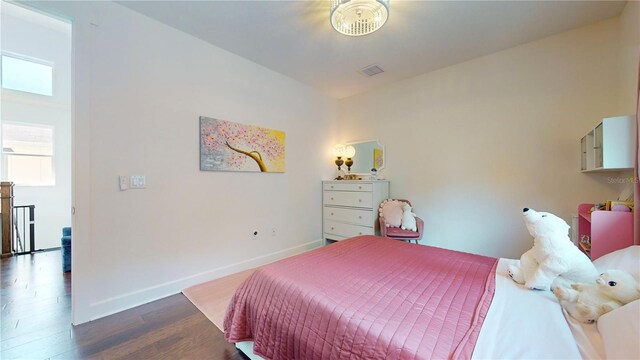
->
[62,227,71,272]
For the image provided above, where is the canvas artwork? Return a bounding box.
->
[200,116,286,173]
[373,148,384,170]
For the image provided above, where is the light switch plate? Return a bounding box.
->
[119,176,129,191]
[130,175,146,189]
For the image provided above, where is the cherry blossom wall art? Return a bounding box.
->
[200,116,286,173]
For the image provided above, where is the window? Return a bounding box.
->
[2,123,54,186]
[1,55,53,96]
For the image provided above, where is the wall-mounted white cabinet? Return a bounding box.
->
[580,115,635,172]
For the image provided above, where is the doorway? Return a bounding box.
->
[0,4,73,354]
[0,3,72,254]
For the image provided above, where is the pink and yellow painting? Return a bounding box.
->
[373,148,383,170]
[200,117,285,173]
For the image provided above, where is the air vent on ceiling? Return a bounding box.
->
[360,64,385,77]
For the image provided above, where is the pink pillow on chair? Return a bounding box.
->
[379,200,404,228]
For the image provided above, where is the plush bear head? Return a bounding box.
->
[522,208,570,239]
[596,270,640,305]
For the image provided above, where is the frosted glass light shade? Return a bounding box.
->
[345,145,356,158]
[333,144,346,157]
[330,0,390,37]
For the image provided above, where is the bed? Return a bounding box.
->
[224,236,639,360]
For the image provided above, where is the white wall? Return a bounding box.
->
[26,0,638,324]
[0,4,72,250]
[29,1,338,324]
[618,1,640,114]
[618,2,640,245]
[338,17,633,259]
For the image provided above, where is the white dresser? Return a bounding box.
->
[322,180,390,243]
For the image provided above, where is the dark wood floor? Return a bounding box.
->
[1,250,247,359]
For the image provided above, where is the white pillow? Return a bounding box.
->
[597,300,640,360]
[592,245,640,279]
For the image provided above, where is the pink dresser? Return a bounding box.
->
[577,203,634,260]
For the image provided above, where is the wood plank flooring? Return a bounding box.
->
[1,250,247,360]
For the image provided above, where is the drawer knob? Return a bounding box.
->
[358,186,362,189]
[331,227,335,230]
[358,216,362,219]
[331,197,334,201]
[331,213,334,216]
[358,199,362,202]
[358,232,363,235]
[330,185,334,189]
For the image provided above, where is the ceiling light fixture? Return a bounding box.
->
[330,0,389,37]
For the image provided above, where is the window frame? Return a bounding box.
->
[1,121,56,187]
[1,52,55,97]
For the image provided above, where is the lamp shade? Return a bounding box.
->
[345,145,356,158]
[330,0,390,37]
[333,144,346,157]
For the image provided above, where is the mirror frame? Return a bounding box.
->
[345,139,386,175]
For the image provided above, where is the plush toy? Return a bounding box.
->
[400,203,417,231]
[554,270,640,323]
[507,208,599,291]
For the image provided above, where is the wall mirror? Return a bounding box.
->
[345,140,385,174]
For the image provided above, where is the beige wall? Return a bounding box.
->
[618,1,640,114]
[338,17,635,258]
[618,2,640,245]
[26,1,639,324]
[31,1,338,324]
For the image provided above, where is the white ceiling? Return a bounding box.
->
[118,1,626,99]
[1,1,71,33]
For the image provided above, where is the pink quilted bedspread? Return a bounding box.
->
[224,236,497,360]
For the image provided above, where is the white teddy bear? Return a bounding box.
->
[400,202,417,232]
[508,208,599,291]
[554,270,640,323]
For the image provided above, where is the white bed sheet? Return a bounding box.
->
[472,258,598,359]
[565,313,604,359]
[236,258,602,359]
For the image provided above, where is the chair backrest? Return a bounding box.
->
[378,199,415,228]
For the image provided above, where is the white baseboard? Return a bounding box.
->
[84,239,323,324]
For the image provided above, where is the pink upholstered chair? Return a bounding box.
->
[379,199,424,244]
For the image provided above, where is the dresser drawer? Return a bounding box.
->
[324,220,374,238]
[323,183,373,192]
[324,234,349,242]
[324,207,373,226]
[323,191,373,208]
